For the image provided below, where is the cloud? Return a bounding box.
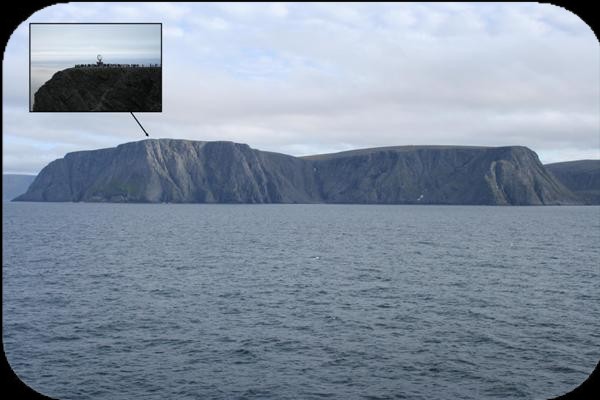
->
[146,2,190,20]
[190,15,230,31]
[2,2,599,174]
[268,3,289,18]
[163,26,184,38]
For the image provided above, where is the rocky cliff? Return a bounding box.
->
[305,145,579,205]
[32,67,161,112]
[15,139,581,205]
[15,140,319,203]
[545,160,600,204]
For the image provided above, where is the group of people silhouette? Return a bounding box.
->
[73,63,160,68]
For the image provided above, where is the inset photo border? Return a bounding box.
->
[29,22,162,112]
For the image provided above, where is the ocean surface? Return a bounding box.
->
[3,203,599,400]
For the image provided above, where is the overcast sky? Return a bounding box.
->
[3,2,599,174]
[30,23,161,65]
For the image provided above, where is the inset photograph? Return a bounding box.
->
[30,23,162,112]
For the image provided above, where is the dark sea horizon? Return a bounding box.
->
[3,202,599,399]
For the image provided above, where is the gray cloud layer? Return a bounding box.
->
[2,2,599,174]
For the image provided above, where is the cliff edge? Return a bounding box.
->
[545,160,600,204]
[15,140,581,205]
[32,67,161,112]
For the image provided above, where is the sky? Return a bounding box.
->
[30,23,161,65]
[2,2,599,174]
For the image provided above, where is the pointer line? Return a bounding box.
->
[131,112,149,137]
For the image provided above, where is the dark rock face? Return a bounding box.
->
[15,140,581,205]
[545,160,600,204]
[3,174,36,201]
[16,140,319,203]
[32,67,161,112]
[307,146,578,205]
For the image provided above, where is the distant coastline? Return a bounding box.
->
[13,139,600,205]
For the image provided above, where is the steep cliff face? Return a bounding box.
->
[545,160,600,204]
[16,140,319,203]
[32,67,161,112]
[306,146,578,205]
[15,139,580,205]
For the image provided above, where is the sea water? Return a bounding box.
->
[3,203,599,399]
